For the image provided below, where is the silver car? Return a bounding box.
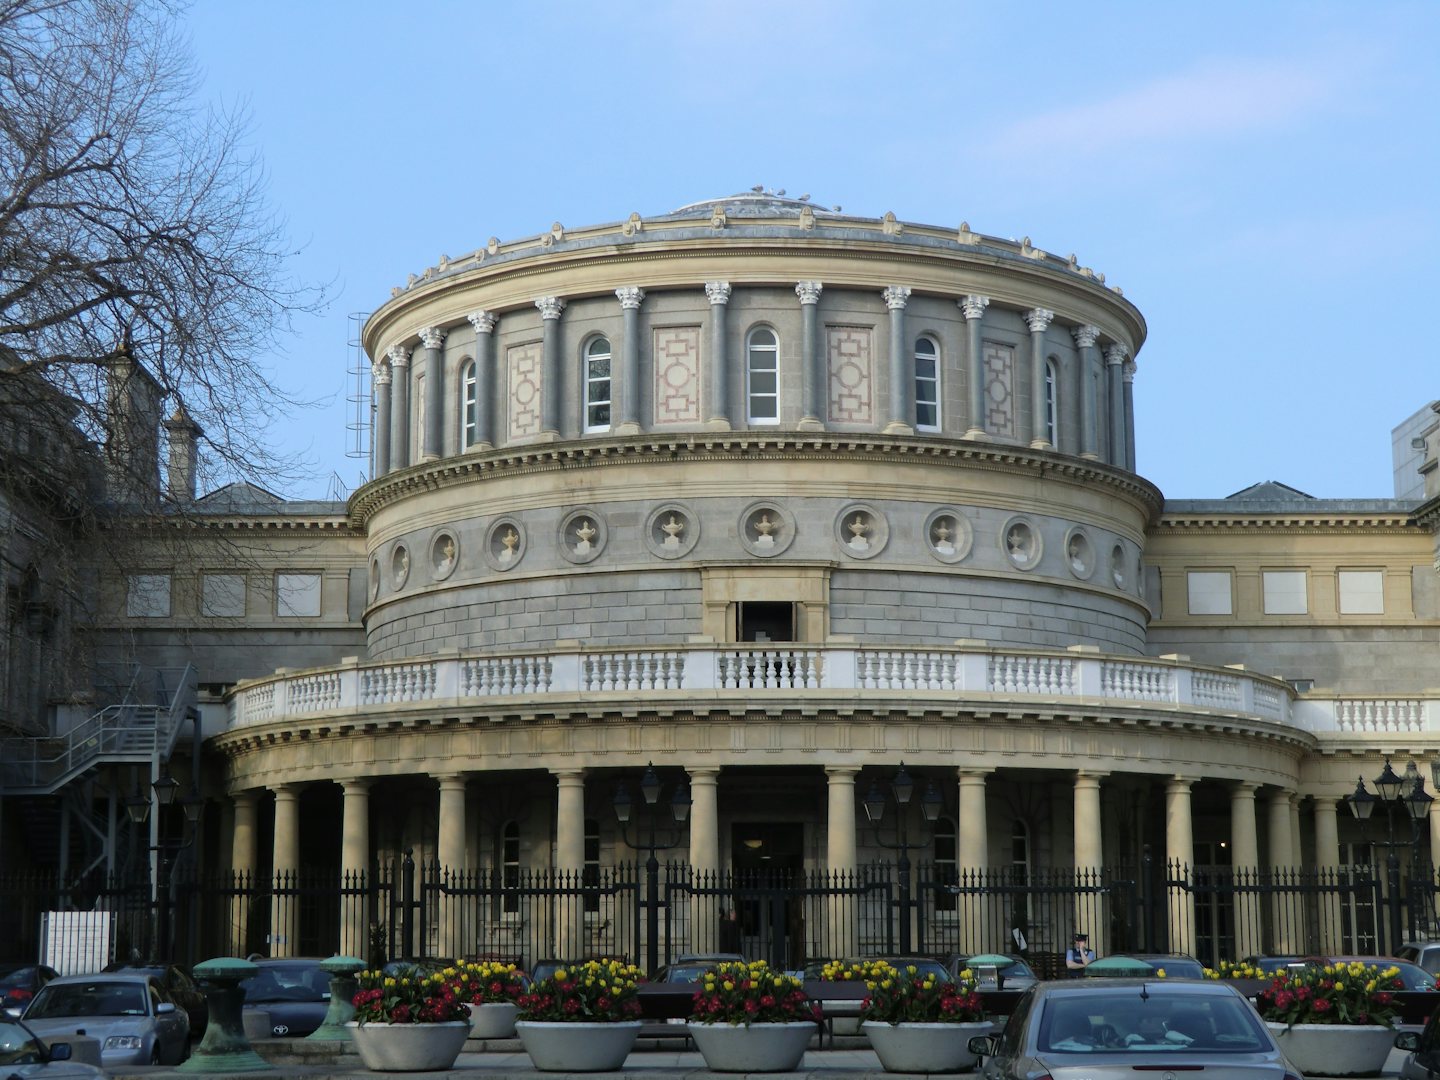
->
[20,972,189,1067]
[971,979,1299,1080]
[0,1016,107,1078]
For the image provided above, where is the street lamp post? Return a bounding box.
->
[862,763,943,953]
[1346,758,1434,954]
[613,762,691,975]
[125,771,203,961]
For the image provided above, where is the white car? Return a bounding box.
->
[0,1015,108,1078]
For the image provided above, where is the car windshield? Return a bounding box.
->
[1038,991,1270,1053]
[664,964,715,983]
[241,965,328,1003]
[1142,958,1206,979]
[0,1019,45,1066]
[26,981,148,1018]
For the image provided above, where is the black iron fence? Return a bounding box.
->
[2,855,1435,973]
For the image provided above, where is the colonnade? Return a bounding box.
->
[368,284,1137,477]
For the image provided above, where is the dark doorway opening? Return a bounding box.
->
[729,823,806,968]
[737,601,795,642]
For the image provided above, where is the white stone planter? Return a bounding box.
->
[687,1020,816,1072]
[345,1020,470,1072]
[514,1019,642,1072]
[466,1001,519,1038]
[1265,1022,1394,1078]
[864,1020,993,1073]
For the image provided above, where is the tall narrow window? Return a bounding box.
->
[1010,818,1033,927]
[915,337,940,430]
[461,360,477,448]
[1044,358,1059,445]
[584,337,612,432]
[746,328,779,423]
[501,821,520,914]
[933,817,958,912]
[583,818,601,913]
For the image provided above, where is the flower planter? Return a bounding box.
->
[345,1020,470,1072]
[1265,1022,1394,1078]
[514,1019,641,1072]
[687,1021,816,1072]
[466,1001,519,1039]
[864,1020,993,1073]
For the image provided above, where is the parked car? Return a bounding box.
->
[0,965,60,1014]
[1125,953,1207,979]
[1399,942,1440,977]
[529,956,630,983]
[0,1015,108,1078]
[948,954,1039,990]
[1395,998,1440,1080]
[1245,955,1308,975]
[652,953,745,983]
[970,978,1295,1080]
[19,972,190,1067]
[102,961,207,1033]
[1301,955,1436,991]
[239,958,331,1038]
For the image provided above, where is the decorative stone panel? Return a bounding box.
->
[645,504,699,560]
[739,502,796,558]
[430,531,459,581]
[827,326,873,424]
[1065,527,1095,580]
[484,518,526,571]
[835,504,888,559]
[559,509,607,565]
[390,543,410,589]
[984,342,1016,437]
[1001,515,1042,571]
[507,342,542,438]
[924,507,973,564]
[653,326,701,424]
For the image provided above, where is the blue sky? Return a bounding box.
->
[184,1,1439,501]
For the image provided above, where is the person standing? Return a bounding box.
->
[1065,932,1095,974]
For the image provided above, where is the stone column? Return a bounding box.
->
[825,766,861,958]
[1288,794,1308,949]
[959,296,990,439]
[1230,782,1261,962]
[1313,796,1343,952]
[387,345,410,471]
[688,768,720,875]
[1105,344,1128,466]
[418,326,446,462]
[271,784,301,958]
[796,281,824,430]
[1025,308,1055,449]
[339,780,370,958]
[371,361,392,475]
[882,286,913,435]
[1072,325,1101,460]
[615,287,645,435]
[958,768,991,954]
[1122,358,1137,472]
[536,296,565,438]
[1074,771,1106,946]
[437,774,468,959]
[1165,777,1197,957]
[705,282,732,429]
[1267,790,1295,953]
[554,769,586,959]
[466,310,497,450]
[231,791,258,954]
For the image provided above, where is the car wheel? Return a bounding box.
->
[150,1042,162,1065]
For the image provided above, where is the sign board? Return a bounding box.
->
[40,910,113,975]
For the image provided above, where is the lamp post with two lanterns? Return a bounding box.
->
[1346,758,1435,955]
[613,762,691,975]
[862,763,943,953]
[125,770,203,962]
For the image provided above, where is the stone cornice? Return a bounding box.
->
[106,514,359,536]
[1155,513,1420,533]
[346,433,1164,529]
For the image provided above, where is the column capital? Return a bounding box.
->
[553,768,586,785]
[1074,770,1109,786]
[1123,358,1137,382]
[1267,787,1295,803]
[1104,343,1129,366]
[957,766,994,782]
[1312,794,1339,811]
[1072,324,1101,349]
[1166,776,1195,794]
[371,360,391,385]
[795,280,823,305]
[615,286,646,309]
[434,772,468,789]
[882,285,911,311]
[273,782,303,799]
[1023,308,1055,334]
[824,765,862,780]
[959,295,990,321]
[704,281,732,305]
[686,765,721,781]
[535,296,566,321]
[1231,781,1259,798]
[233,789,261,807]
[467,309,497,334]
[387,344,410,368]
[418,326,447,350]
[340,778,372,795]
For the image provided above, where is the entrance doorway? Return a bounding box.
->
[737,601,795,642]
[729,823,806,968]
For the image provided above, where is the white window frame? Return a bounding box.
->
[501,820,521,914]
[1262,570,1308,615]
[583,337,612,433]
[914,336,940,431]
[461,360,477,448]
[275,572,322,618]
[1338,569,1385,615]
[746,327,780,424]
[1044,357,1059,445]
[1187,570,1234,616]
[933,816,958,913]
[126,574,171,618]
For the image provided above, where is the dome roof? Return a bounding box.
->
[667,189,841,219]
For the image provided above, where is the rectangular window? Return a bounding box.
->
[1338,569,1385,614]
[1262,570,1308,615]
[747,329,779,423]
[462,363,478,448]
[584,342,612,432]
[201,573,247,617]
[126,574,171,618]
[1186,571,1233,616]
[915,338,939,430]
[275,572,322,617]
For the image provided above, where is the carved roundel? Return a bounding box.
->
[924,507,973,564]
[559,509,607,565]
[430,530,459,581]
[834,504,888,560]
[369,556,381,601]
[1110,542,1129,590]
[1064,527,1094,580]
[483,518,526,572]
[1000,516,1043,571]
[390,543,411,589]
[645,504,699,560]
[739,502,795,558]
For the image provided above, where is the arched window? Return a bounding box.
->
[583,817,601,913]
[1044,358,1059,445]
[933,816,958,913]
[915,337,940,430]
[460,360,478,449]
[584,337,612,432]
[746,328,779,423]
[501,820,520,914]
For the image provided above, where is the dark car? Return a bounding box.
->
[239,958,331,1038]
[0,964,60,1014]
[949,954,1038,990]
[530,956,630,983]
[103,961,207,1034]
[652,953,745,983]
[1126,953,1207,979]
[1303,955,1435,991]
